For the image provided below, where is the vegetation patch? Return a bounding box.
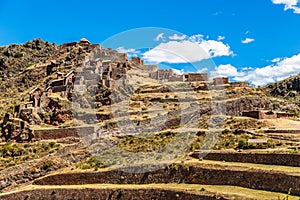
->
[0,142,60,170]
[118,131,176,153]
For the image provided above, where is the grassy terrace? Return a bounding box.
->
[35,156,300,179]
[6,184,299,200]
[0,142,60,170]
[184,159,300,175]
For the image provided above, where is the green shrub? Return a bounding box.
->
[237,138,247,149]
[14,52,23,58]
[42,160,54,171]
[30,167,37,174]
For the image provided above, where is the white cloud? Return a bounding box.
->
[242,38,255,44]
[143,34,233,64]
[241,67,253,71]
[272,0,300,13]
[169,34,186,40]
[212,11,223,16]
[171,68,184,75]
[213,53,300,86]
[143,41,209,63]
[217,36,225,41]
[155,33,165,41]
[210,64,245,78]
[197,67,208,73]
[271,57,281,62]
[116,47,140,57]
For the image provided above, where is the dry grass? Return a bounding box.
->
[184,159,300,175]
[262,118,300,129]
[6,183,300,200]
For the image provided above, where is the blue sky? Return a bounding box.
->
[1,0,300,85]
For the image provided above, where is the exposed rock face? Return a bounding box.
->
[268,75,300,97]
[0,39,56,83]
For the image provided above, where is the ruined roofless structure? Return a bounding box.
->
[242,110,294,119]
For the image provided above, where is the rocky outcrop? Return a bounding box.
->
[267,74,300,97]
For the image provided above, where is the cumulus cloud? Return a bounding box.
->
[271,57,281,62]
[116,47,140,57]
[171,68,184,75]
[155,33,165,41]
[210,64,245,78]
[169,34,186,40]
[212,53,300,86]
[143,34,233,64]
[217,36,225,41]
[272,0,300,13]
[197,68,208,73]
[241,38,255,44]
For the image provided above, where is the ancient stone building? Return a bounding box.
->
[1,112,32,142]
[64,70,75,85]
[276,112,294,118]
[169,75,184,82]
[230,82,250,87]
[79,38,90,46]
[60,42,77,49]
[46,60,60,76]
[149,69,174,80]
[45,70,75,94]
[242,110,293,119]
[29,87,42,107]
[48,78,65,87]
[131,57,144,66]
[56,72,64,79]
[213,77,229,85]
[184,73,209,82]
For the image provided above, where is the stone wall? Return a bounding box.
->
[149,69,173,80]
[185,73,209,82]
[265,129,300,134]
[230,82,250,87]
[0,188,221,200]
[213,77,229,85]
[131,57,144,66]
[33,126,94,140]
[191,151,300,167]
[242,110,293,119]
[52,85,67,93]
[242,110,278,119]
[33,163,300,195]
[242,110,261,119]
[169,75,184,82]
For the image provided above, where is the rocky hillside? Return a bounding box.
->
[0,39,93,119]
[1,40,300,199]
[1,39,299,120]
[266,74,300,98]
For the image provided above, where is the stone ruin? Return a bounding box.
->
[184,73,209,82]
[213,77,229,85]
[74,46,129,89]
[242,110,294,119]
[146,62,249,87]
[131,57,144,66]
[1,41,254,142]
[1,113,33,142]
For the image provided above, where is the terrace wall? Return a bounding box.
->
[33,126,95,140]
